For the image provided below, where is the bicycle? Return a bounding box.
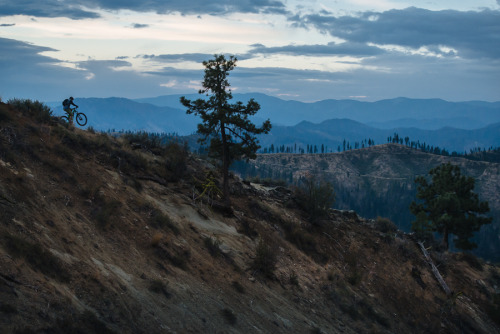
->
[61,107,87,126]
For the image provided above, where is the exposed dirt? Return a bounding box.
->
[0,102,499,333]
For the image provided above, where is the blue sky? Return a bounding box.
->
[0,0,499,102]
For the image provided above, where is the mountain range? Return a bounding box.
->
[47,94,500,152]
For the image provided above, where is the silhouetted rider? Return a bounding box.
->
[62,96,78,124]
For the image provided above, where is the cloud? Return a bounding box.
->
[139,53,217,63]
[0,0,287,19]
[0,23,15,26]
[0,1,100,19]
[0,38,58,70]
[248,42,385,57]
[292,7,500,59]
[132,23,149,29]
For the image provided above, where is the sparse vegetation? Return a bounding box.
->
[0,96,498,334]
[2,232,69,282]
[7,98,53,123]
[252,238,277,278]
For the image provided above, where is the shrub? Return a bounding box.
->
[487,293,500,326]
[0,303,18,314]
[289,271,299,286]
[460,252,484,271]
[294,175,335,225]
[148,279,171,298]
[163,141,189,181]
[231,280,245,294]
[7,98,53,123]
[123,131,163,153]
[95,199,121,229]
[252,238,277,278]
[221,308,237,325]
[151,232,164,247]
[3,233,69,282]
[375,217,398,234]
[0,105,12,122]
[149,212,179,235]
[203,236,222,257]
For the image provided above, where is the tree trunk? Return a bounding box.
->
[220,122,230,206]
[442,227,449,250]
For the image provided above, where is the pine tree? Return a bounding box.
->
[410,163,492,250]
[181,54,271,204]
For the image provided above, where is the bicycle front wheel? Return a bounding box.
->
[76,112,88,126]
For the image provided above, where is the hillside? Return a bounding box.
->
[233,145,500,261]
[1,101,499,333]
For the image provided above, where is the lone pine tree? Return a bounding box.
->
[181,54,271,205]
[410,162,492,250]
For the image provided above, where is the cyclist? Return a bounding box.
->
[62,96,79,124]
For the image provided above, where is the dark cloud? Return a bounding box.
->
[0,0,286,19]
[0,1,100,19]
[132,23,149,29]
[0,37,58,69]
[0,23,15,26]
[292,7,500,59]
[248,41,385,57]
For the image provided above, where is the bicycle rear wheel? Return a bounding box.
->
[60,115,69,122]
[76,112,88,126]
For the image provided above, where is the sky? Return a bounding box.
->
[0,0,499,103]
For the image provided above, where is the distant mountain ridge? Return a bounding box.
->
[258,118,500,153]
[136,93,500,129]
[47,94,500,151]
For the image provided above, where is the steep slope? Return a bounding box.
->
[236,145,500,261]
[0,102,499,333]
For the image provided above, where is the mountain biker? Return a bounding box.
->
[62,97,78,124]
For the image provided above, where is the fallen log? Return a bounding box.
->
[417,241,452,296]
